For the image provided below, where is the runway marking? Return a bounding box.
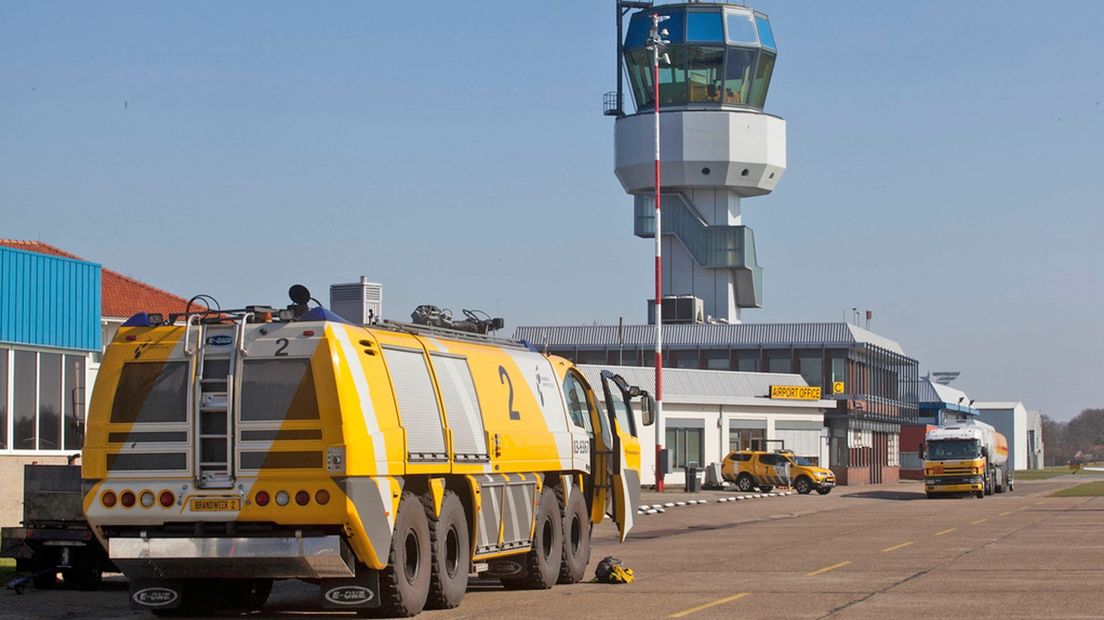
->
[806,560,851,576]
[881,541,913,553]
[933,528,956,537]
[971,518,988,524]
[667,592,750,618]
[999,511,1012,516]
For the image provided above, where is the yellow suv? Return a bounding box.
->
[721,450,836,495]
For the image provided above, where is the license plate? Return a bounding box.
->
[190,498,241,512]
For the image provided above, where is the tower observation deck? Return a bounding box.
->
[612,2,786,323]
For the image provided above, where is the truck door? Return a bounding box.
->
[597,371,642,542]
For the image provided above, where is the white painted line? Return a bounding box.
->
[676,501,687,506]
[664,502,675,508]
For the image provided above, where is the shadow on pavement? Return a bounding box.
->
[841,490,928,501]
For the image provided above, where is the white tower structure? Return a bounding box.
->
[611,3,786,323]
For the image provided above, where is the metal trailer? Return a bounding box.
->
[1,464,116,591]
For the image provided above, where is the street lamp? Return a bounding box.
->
[646,13,670,492]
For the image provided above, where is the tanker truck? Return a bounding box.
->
[923,420,1009,499]
[81,286,652,616]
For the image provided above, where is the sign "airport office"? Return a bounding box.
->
[769,385,823,401]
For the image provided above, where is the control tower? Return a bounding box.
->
[610,2,785,323]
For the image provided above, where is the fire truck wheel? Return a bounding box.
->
[556,485,591,584]
[223,579,273,610]
[501,486,562,590]
[371,492,431,617]
[31,549,58,590]
[423,490,469,610]
[794,477,813,495]
[735,474,755,492]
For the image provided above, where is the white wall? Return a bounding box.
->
[977,403,1034,470]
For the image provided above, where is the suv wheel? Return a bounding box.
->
[735,473,755,492]
[794,477,812,495]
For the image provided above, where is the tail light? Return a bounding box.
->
[295,490,310,506]
[120,491,136,508]
[255,491,270,507]
[275,491,290,506]
[140,491,155,508]
[315,489,330,505]
[101,491,117,508]
[159,490,175,508]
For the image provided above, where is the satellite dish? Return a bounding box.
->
[289,284,311,305]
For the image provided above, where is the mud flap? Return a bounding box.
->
[129,581,184,611]
[321,570,381,610]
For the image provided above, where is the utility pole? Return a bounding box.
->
[647,12,670,492]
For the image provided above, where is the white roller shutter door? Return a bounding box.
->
[431,353,488,461]
[383,346,447,460]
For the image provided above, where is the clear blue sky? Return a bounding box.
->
[3,1,1102,421]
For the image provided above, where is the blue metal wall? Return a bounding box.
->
[0,246,101,351]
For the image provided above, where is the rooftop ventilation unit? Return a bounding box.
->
[330,277,383,325]
[647,295,704,325]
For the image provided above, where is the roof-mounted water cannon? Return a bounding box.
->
[411,305,504,335]
[287,284,312,320]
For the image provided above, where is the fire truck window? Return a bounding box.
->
[562,373,593,435]
[240,359,320,421]
[110,362,188,424]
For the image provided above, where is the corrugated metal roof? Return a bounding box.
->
[1,245,101,350]
[516,322,907,356]
[577,364,828,407]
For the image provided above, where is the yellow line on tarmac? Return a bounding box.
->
[999,511,1012,517]
[934,528,956,536]
[668,592,751,618]
[881,541,913,553]
[806,561,851,576]
[971,518,988,524]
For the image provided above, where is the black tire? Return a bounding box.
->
[423,490,470,610]
[735,473,755,492]
[371,492,432,617]
[794,477,813,495]
[816,487,832,496]
[31,549,57,590]
[222,579,273,610]
[556,486,591,584]
[500,486,562,590]
[61,548,104,591]
[758,484,774,493]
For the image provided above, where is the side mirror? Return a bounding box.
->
[639,392,655,426]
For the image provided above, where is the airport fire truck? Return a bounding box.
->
[81,286,651,616]
[923,420,1009,499]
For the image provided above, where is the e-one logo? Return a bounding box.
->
[133,587,178,607]
[207,335,233,346]
[494,560,524,576]
[325,586,374,605]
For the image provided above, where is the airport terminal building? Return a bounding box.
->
[515,322,919,485]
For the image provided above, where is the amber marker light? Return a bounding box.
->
[315,489,330,505]
[102,491,117,508]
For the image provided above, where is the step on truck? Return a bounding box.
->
[923,420,1009,498]
[81,286,651,616]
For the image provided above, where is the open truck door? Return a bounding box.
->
[597,371,650,542]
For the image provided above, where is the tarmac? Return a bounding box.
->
[4,475,1101,619]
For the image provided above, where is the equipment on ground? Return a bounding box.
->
[1,464,116,592]
[593,556,634,584]
[81,286,652,616]
[923,420,1009,499]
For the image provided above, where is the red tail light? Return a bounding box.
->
[159,490,175,508]
[315,489,330,505]
[120,491,136,508]
[255,491,270,507]
[295,490,310,506]
[102,491,117,508]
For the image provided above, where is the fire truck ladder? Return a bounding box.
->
[185,313,251,489]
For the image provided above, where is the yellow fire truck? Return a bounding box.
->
[81,287,651,616]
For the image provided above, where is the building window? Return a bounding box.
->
[670,349,700,369]
[729,419,767,452]
[765,350,791,373]
[797,350,823,388]
[1,347,90,453]
[665,419,704,470]
[735,350,758,372]
[0,348,7,450]
[703,349,731,370]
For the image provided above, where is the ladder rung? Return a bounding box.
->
[200,407,229,413]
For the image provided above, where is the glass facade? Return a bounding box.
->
[623,6,777,112]
[665,419,704,471]
[0,346,89,453]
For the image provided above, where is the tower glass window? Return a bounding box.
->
[623,7,777,112]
